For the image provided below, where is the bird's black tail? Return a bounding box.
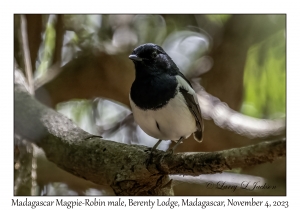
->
[193,131,203,143]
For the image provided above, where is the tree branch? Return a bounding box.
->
[20,15,34,95]
[191,81,286,139]
[15,69,286,195]
[159,139,285,175]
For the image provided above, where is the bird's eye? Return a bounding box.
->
[151,51,158,59]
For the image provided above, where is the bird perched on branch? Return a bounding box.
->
[129,43,204,152]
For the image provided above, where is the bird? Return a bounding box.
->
[128,43,204,152]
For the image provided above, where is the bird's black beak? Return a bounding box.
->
[129,55,143,62]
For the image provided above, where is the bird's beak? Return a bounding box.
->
[129,55,143,62]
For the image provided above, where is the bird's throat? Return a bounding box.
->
[131,74,178,110]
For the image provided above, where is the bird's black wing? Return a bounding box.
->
[177,72,204,142]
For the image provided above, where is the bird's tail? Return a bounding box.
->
[193,131,203,143]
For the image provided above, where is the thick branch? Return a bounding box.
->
[159,139,285,175]
[15,69,172,195]
[15,69,286,195]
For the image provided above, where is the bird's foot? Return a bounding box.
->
[146,139,163,167]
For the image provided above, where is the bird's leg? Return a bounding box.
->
[147,137,184,166]
[146,139,163,166]
[167,137,184,154]
[151,139,163,152]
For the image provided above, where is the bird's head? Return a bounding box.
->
[129,43,178,76]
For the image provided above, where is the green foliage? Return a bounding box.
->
[205,14,231,25]
[36,20,56,77]
[241,30,286,119]
[56,100,92,125]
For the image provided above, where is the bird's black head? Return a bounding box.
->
[129,43,178,77]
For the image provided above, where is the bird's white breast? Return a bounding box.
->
[129,76,197,141]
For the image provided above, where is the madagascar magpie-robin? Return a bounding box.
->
[129,43,204,152]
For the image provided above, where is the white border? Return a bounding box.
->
[2,0,299,209]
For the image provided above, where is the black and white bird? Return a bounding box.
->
[129,43,204,151]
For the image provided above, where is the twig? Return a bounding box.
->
[191,80,286,139]
[20,15,34,95]
[34,62,61,90]
[52,14,64,65]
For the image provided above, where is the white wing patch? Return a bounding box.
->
[175,75,199,104]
